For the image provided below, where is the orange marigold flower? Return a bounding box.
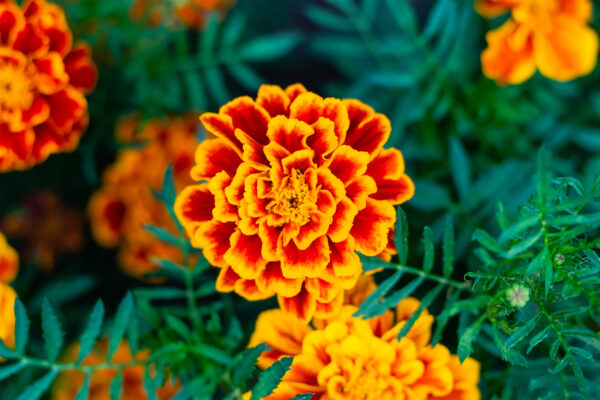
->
[478,0,599,84]
[175,84,415,322]
[130,0,235,30]
[0,231,18,283]
[0,0,97,171]
[0,283,17,353]
[52,340,180,400]
[247,298,481,400]
[89,114,198,280]
[1,191,83,271]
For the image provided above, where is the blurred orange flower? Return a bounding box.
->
[0,232,18,283]
[52,340,180,400]
[478,0,598,84]
[89,114,198,280]
[175,84,414,322]
[247,296,481,400]
[0,283,17,352]
[130,0,235,30]
[1,192,83,271]
[0,0,97,171]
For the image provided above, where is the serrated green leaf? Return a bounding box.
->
[442,215,454,278]
[251,357,293,400]
[498,215,541,244]
[205,66,229,105]
[548,357,569,374]
[233,343,267,388]
[570,346,594,360]
[431,290,461,346]
[422,0,450,41]
[422,227,435,272]
[148,258,186,280]
[398,284,443,340]
[472,229,503,253]
[16,370,58,400]
[166,315,191,340]
[449,136,471,202]
[78,300,104,364]
[502,229,543,258]
[239,32,303,61]
[143,225,181,247]
[0,362,26,381]
[14,299,29,354]
[506,314,540,350]
[108,293,134,361]
[73,373,91,400]
[395,207,409,265]
[128,315,139,356]
[458,314,486,362]
[41,299,63,363]
[305,6,352,31]
[110,370,123,400]
[227,63,262,91]
[355,270,403,317]
[364,277,425,318]
[527,325,552,354]
[290,394,314,400]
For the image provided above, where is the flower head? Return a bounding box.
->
[506,283,530,307]
[52,340,180,400]
[175,84,414,322]
[0,0,96,171]
[130,0,235,30]
[0,283,17,352]
[1,192,82,271]
[0,231,18,283]
[247,297,481,400]
[89,114,198,280]
[477,0,598,84]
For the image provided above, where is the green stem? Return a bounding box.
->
[389,262,472,292]
[19,356,146,373]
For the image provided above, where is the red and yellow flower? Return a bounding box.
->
[175,84,414,322]
[89,114,198,280]
[130,0,235,30]
[0,231,18,283]
[0,0,96,171]
[52,340,180,400]
[0,283,17,352]
[477,0,598,84]
[1,192,83,271]
[247,278,480,400]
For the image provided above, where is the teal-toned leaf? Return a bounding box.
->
[544,251,553,298]
[449,136,471,201]
[527,325,552,354]
[190,343,232,365]
[526,246,548,275]
[398,284,443,340]
[548,357,569,374]
[422,226,434,272]
[536,148,550,208]
[369,73,414,89]
[570,346,594,361]
[498,215,541,244]
[495,202,508,231]
[222,12,246,47]
[472,229,503,253]
[458,315,486,362]
[227,63,262,91]
[305,6,352,31]
[16,370,58,400]
[364,277,425,318]
[110,370,123,400]
[251,357,294,400]
[144,367,158,400]
[0,362,26,381]
[442,215,454,278]
[77,300,104,364]
[201,14,219,54]
[355,270,403,317]
[290,395,314,400]
[506,314,540,350]
[239,32,303,61]
[73,373,91,400]
[431,290,461,346]
[108,293,134,361]
[0,339,15,359]
[136,287,187,300]
[395,207,409,265]
[41,299,63,362]
[205,66,229,105]
[148,258,186,280]
[14,299,29,354]
[385,0,417,32]
[233,343,267,388]
[502,229,543,258]
[144,225,181,247]
[160,165,176,209]
[128,315,139,356]
[166,315,191,340]
[183,70,207,111]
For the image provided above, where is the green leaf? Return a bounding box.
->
[77,300,104,364]
[108,293,134,361]
[143,225,181,247]
[148,258,186,280]
[128,315,139,356]
[166,315,191,340]
[227,63,262,91]
[290,395,314,400]
[536,147,550,208]
[570,346,594,361]
[110,370,123,400]
[239,32,303,61]
[160,165,177,209]
[472,229,503,253]
[364,277,425,318]
[398,284,444,340]
[305,6,352,31]
[458,314,486,362]
[143,367,158,400]
[442,215,454,278]
[422,0,450,40]
[505,314,540,350]
[190,343,232,365]
[422,227,435,272]
[385,0,417,32]
[502,229,543,258]
[41,299,63,362]
[16,370,58,400]
[544,251,553,299]
[431,290,461,346]
[14,299,29,354]
[222,12,246,47]
[449,136,471,201]
[0,362,26,381]
[548,357,569,374]
[200,14,219,54]
[233,343,267,388]
[205,66,229,105]
[0,339,15,359]
[527,325,552,354]
[73,373,91,400]
[251,357,294,400]
[355,270,403,317]
[498,215,540,244]
[395,207,409,265]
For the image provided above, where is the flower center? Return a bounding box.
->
[332,362,392,400]
[267,168,312,226]
[0,62,34,114]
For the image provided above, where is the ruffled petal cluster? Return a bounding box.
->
[0,283,17,353]
[247,278,480,400]
[130,0,235,30]
[1,192,82,271]
[478,0,598,84]
[0,231,18,283]
[0,0,96,171]
[89,114,198,280]
[175,84,414,322]
[52,340,180,400]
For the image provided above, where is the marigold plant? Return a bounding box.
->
[89,114,198,280]
[52,340,180,400]
[0,0,96,171]
[0,231,18,283]
[247,290,481,399]
[175,84,414,322]
[130,0,235,30]
[0,282,17,353]
[477,0,599,84]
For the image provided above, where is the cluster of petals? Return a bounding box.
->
[0,231,18,283]
[88,114,198,280]
[0,0,96,171]
[130,0,234,30]
[52,339,180,400]
[247,277,480,400]
[1,191,82,271]
[175,84,414,321]
[0,282,17,354]
[477,0,598,84]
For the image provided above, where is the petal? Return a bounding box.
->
[474,0,516,18]
[279,236,330,279]
[294,210,331,250]
[0,3,24,45]
[190,138,241,180]
[174,184,215,238]
[235,127,269,167]
[34,51,69,95]
[224,230,268,279]
[328,145,369,185]
[235,278,273,301]
[221,96,271,145]
[0,233,19,284]
[256,262,304,298]
[305,278,340,303]
[63,43,97,93]
[342,99,391,158]
[258,220,282,262]
[367,148,406,180]
[308,117,338,166]
[313,291,345,319]
[225,162,259,206]
[216,264,240,292]
[20,95,50,129]
[281,149,316,175]
[277,285,318,323]
[88,190,126,247]
[289,92,349,145]
[256,84,291,117]
[195,221,236,267]
[266,115,313,154]
[47,86,87,134]
[12,21,49,57]
[371,175,415,205]
[351,198,396,256]
[345,175,377,211]
[200,113,241,155]
[328,236,361,279]
[327,197,358,243]
[316,167,346,203]
[285,83,308,102]
[208,171,238,223]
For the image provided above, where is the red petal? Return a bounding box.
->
[191,138,241,180]
[64,43,97,92]
[256,84,290,117]
[371,175,415,205]
[200,113,241,156]
[278,285,317,323]
[20,95,50,128]
[225,162,259,206]
[314,291,345,319]
[328,145,369,185]
[343,99,391,157]
[174,184,215,237]
[305,277,340,303]
[345,175,377,210]
[0,4,24,45]
[327,197,358,243]
[329,236,361,278]
[34,51,68,95]
[266,116,312,154]
[258,220,282,262]
[235,278,273,301]
[308,117,338,166]
[279,236,330,279]
[221,96,270,145]
[289,92,349,145]
[257,262,303,297]
[281,149,316,175]
[316,168,345,203]
[12,21,48,57]
[47,87,86,134]
[208,171,238,223]
[351,198,396,256]
[367,148,406,180]
[224,230,268,279]
[216,264,240,292]
[294,210,331,250]
[235,127,269,167]
[196,221,236,267]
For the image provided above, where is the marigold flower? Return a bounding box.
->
[130,0,235,30]
[247,298,480,400]
[1,192,82,271]
[89,114,198,280]
[0,283,17,352]
[52,340,180,400]
[0,0,96,171]
[0,232,18,283]
[478,0,598,84]
[175,84,415,322]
